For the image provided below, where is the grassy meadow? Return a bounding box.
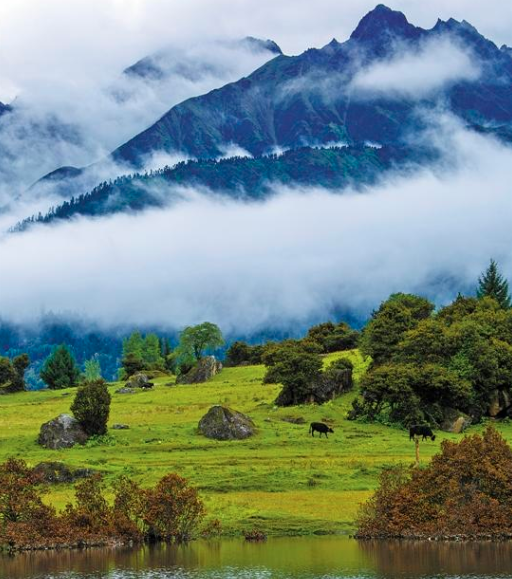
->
[2,349,512,536]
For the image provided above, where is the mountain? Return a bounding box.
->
[28,37,284,199]
[13,144,433,229]
[19,4,512,227]
[124,37,282,81]
[0,102,11,117]
[109,4,512,166]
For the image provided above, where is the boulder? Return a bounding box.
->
[125,373,154,389]
[111,423,130,430]
[33,461,74,483]
[198,406,255,440]
[38,414,89,449]
[116,387,137,394]
[440,408,472,433]
[33,461,96,484]
[177,356,223,384]
[488,389,512,417]
[275,362,353,407]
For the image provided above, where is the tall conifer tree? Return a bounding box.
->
[477,259,511,309]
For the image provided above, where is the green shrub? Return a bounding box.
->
[71,379,112,436]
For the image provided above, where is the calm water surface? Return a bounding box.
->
[1,537,512,579]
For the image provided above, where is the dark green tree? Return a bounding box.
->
[477,259,511,309]
[11,354,30,392]
[40,345,80,389]
[224,341,265,366]
[121,352,145,378]
[262,342,324,406]
[360,293,435,364]
[307,321,359,352]
[71,379,112,436]
[0,355,28,393]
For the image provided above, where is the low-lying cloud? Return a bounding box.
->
[0,125,511,334]
[350,37,480,99]
[0,39,279,211]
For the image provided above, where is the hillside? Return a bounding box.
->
[2,349,512,535]
[13,144,430,228]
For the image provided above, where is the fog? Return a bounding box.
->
[0,1,511,334]
[0,124,510,333]
[0,39,279,211]
[350,37,480,99]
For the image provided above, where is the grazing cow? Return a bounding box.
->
[309,422,334,438]
[409,425,436,441]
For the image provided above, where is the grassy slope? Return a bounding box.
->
[2,349,512,536]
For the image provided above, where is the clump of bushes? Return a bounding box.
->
[262,341,354,406]
[306,321,359,353]
[356,427,512,539]
[0,458,206,551]
[352,290,512,426]
[224,320,359,368]
[224,341,265,366]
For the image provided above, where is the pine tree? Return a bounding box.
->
[122,332,144,360]
[477,259,511,309]
[40,345,80,389]
[121,332,145,377]
[142,334,164,369]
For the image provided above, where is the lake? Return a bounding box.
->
[2,537,512,579]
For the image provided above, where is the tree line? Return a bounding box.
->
[11,144,413,231]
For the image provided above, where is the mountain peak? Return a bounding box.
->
[350,4,421,42]
[241,37,283,55]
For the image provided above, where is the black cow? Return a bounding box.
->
[309,422,334,438]
[409,425,436,441]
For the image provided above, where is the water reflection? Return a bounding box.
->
[1,537,512,579]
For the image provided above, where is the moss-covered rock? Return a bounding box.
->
[198,406,255,440]
[177,356,223,384]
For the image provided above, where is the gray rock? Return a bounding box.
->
[125,373,154,389]
[38,414,89,449]
[111,423,130,430]
[116,387,137,394]
[177,356,222,384]
[488,389,511,417]
[276,360,353,406]
[198,405,255,440]
[33,461,75,483]
[73,468,97,479]
[440,408,472,433]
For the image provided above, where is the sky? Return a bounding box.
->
[0,0,511,104]
[0,0,511,333]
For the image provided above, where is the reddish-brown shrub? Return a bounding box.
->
[356,426,512,539]
[0,459,206,551]
[143,473,206,542]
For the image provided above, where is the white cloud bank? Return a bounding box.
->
[350,37,480,99]
[0,126,511,333]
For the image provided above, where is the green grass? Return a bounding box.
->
[1,349,512,536]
